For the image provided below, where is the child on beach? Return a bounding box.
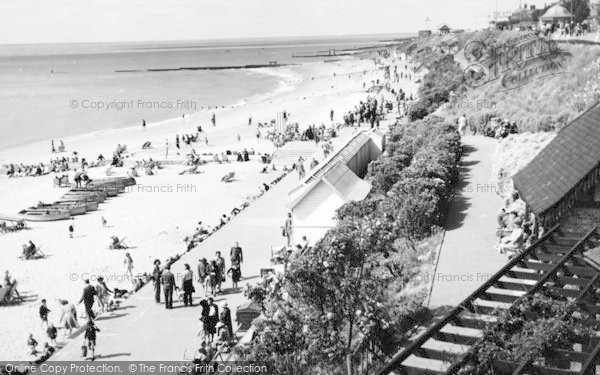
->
[83,320,100,360]
[39,299,51,328]
[68,219,74,239]
[46,323,58,346]
[27,333,38,355]
[124,253,134,278]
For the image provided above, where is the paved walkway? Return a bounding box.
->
[51,127,365,361]
[428,135,507,308]
[52,171,298,361]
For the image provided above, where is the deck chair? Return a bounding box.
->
[141,141,152,149]
[21,245,45,260]
[0,287,9,304]
[221,172,235,183]
[0,284,17,304]
[109,236,129,250]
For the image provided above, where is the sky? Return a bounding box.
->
[0,0,554,44]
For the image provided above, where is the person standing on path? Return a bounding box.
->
[83,319,100,360]
[79,279,97,320]
[220,303,233,338]
[206,297,219,343]
[161,265,175,309]
[59,300,79,337]
[197,258,208,295]
[230,242,243,277]
[152,259,162,304]
[182,264,194,307]
[215,252,226,293]
[123,253,134,278]
[458,114,467,136]
[284,212,293,246]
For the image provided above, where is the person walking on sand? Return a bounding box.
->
[39,299,51,329]
[59,300,78,337]
[161,265,175,309]
[204,136,208,145]
[237,134,241,142]
[83,319,100,360]
[211,113,216,127]
[152,259,162,304]
[68,218,74,239]
[123,253,134,278]
[330,108,334,122]
[101,216,107,228]
[79,279,97,320]
[248,114,252,126]
[230,242,243,276]
[51,140,56,153]
[46,323,58,346]
[142,119,146,130]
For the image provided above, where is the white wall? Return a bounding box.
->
[291,181,343,246]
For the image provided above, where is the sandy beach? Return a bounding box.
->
[0,56,415,361]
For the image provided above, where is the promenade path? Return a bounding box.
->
[427,135,507,308]
[51,126,363,362]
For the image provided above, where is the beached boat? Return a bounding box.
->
[33,202,87,216]
[56,195,101,204]
[71,186,119,197]
[18,210,71,221]
[63,191,106,202]
[93,177,136,187]
[55,200,99,211]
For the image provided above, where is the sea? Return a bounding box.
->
[0,34,411,150]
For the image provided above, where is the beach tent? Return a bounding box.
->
[539,3,573,23]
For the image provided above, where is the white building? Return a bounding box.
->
[286,130,385,245]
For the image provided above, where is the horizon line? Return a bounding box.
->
[0,31,420,47]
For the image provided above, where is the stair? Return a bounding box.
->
[375,226,600,375]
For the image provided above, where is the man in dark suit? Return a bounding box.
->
[79,279,97,320]
[160,265,175,309]
[152,259,162,304]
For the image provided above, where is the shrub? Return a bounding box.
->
[457,293,598,374]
